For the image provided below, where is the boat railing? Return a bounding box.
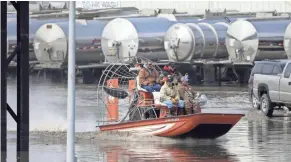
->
[118,93,158,123]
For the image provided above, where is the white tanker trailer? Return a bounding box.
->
[33,20,107,68]
[101,17,175,63]
[100,15,251,63]
[163,17,291,85]
[163,20,236,85]
[225,19,291,64]
[161,15,258,64]
[163,18,291,65]
[164,22,231,64]
[100,15,256,86]
[7,17,69,62]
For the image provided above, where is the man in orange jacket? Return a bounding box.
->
[138,61,161,93]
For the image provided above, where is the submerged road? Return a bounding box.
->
[5,79,291,162]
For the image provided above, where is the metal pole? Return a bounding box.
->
[67,1,76,162]
[1,2,8,162]
[17,2,30,162]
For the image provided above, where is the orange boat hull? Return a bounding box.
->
[98,113,244,139]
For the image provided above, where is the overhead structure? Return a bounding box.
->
[101,17,175,62]
[157,13,254,24]
[33,20,107,67]
[225,19,291,63]
[7,3,43,13]
[164,22,230,63]
[93,14,153,20]
[47,1,68,10]
[29,7,140,20]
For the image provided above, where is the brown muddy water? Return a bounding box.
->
[4,79,291,162]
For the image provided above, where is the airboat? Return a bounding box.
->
[96,57,244,139]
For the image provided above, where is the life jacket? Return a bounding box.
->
[163,65,169,71]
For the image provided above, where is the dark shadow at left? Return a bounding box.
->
[1,2,29,162]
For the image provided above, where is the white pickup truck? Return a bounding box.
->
[253,60,291,117]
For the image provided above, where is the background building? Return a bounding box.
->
[13,1,291,14]
[79,1,291,13]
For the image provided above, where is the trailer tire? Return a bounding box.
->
[260,93,273,117]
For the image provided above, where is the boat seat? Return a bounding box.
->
[152,92,167,108]
[136,76,148,92]
[152,92,174,118]
[136,76,154,107]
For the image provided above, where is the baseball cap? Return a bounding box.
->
[167,76,174,82]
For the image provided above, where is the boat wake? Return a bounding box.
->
[28,129,223,145]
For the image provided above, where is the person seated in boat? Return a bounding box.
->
[157,74,165,86]
[164,65,183,83]
[175,77,186,115]
[138,61,161,93]
[163,65,175,75]
[157,72,168,86]
[160,76,184,116]
[178,76,200,115]
[183,73,189,82]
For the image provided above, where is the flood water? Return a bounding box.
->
[4,79,291,162]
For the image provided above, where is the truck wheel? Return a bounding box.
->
[251,93,260,109]
[260,94,274,117]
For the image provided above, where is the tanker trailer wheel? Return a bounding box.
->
[260,94,274,117]
[82,69,96,84]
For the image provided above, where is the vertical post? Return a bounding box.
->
[218,65,221,86]
[1,2,7,162]
[17,2,29,162]
[67,1,76,162]
[214,65,217,82]
[16,2,21,160]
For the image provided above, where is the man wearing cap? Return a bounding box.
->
[157,73,167,86]
[178,76,200,114]
[160,76,184,116]
[138,61,161,93]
